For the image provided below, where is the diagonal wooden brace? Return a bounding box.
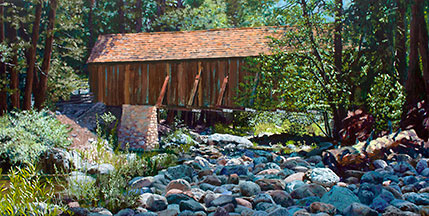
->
[187,62,203,106]
[216,75,229,106]
[156,75,170,107]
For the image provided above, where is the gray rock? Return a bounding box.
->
[69,207,91,216]
[129,176,155,189]
[166,165,194,180]
[220,165,248,176]
[416,159,428,173]
[360,171,383,184]
[404,192,429,205]
[255,202,276,211]
[213,207,229,216]
[87,163,115,175]
[390,199,420,213]
[92,207,113,216]
[320,186,360,213]
[267,190,294,208]
[139,193,168,212]
[252,211,268,216]
[67,172,96,195]
[180,199,205,212]
[114,208,135,216]
[39,147,71,174]
[370,196,389,212]
[290,184,327,199]
[266,207,290,216]
[308,168,340,187]
[166,193,193,205]
[373,160,388,169]
[383,205,420,216]
[285,180,305,193]
[254,193,274,205]
[158,208,179,216]
[358,183,382,205]
[343,202,377,216]
[239,181,261,197]
[207,133,253,147]
[209,195,237,207]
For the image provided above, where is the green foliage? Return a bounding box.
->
[66,147,177,211]
[96,112,119,150]
[155,0,231,31]
[368,73,405,132]
[0,110,71,167]
[0,164,64,215]
[250,111,326,136]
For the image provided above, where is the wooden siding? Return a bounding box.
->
[88,58,253,108]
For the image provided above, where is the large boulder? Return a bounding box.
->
[67,171,96,195]
[321,186,360,213]
[39,148,71,174]
[138,193,168,212]
[166,165,194,181]
[307,168,340,187]
[239,181,261,197]
[207,133,253,147]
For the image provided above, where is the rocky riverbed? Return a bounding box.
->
[65,131,429,216]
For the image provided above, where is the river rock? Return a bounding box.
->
[239,181,261,197]
[308,168,340,187]
[321,186,360,213]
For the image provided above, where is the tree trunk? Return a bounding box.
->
[405,0,425,105]
[7,22,20,109]
[23,2,42,110]
[334,0,343,76]
[118,0,125,33]
[157,0,166,17]
[34,0,58,109]
[177,0,184,8]
[135,0,142,32]
[0,0,6,114]
[416,0,429,102]
[395,0,407,85]
[88,0,95,50]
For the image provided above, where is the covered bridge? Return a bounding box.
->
[87,26,286,109]
[87,26,286,150]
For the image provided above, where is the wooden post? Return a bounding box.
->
[216,75,229,106]
[156,75,170,107]
[188,62,202,106]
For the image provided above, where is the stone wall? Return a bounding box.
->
[118,105,159,150]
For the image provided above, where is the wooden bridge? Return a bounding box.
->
[87,26,286,110]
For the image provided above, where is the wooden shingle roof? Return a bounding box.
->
[87,26,287,63]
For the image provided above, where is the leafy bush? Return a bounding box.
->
[250,111,327,136]
[367,73,406,133]
[0,165,65,215]
[0,110,72,168]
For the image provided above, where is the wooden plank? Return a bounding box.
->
[140,64,147,104]
[97,65,103,102]
[108,65,114,106]
[156,75,170,107]
[228,58,238,106]
[100,65,105,103]
[124,64,130,104]
[187,62,202,106]
[217,75,229,106]
[148,63,157,104]
[118,64,125,105]
[177,62,186,106]
[135,63,141,104]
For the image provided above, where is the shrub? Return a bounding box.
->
[0,164,65,215]
[0,110,72,168]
